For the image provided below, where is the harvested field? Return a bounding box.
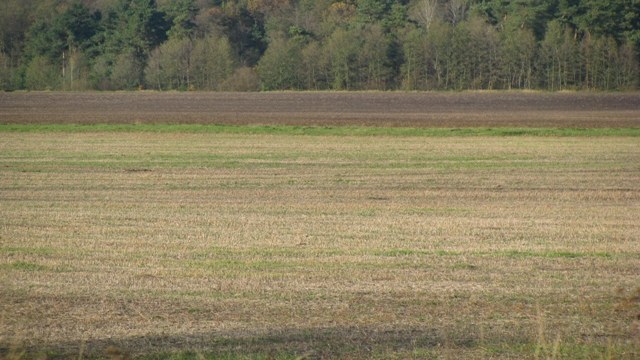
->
[1,91,640,128]
[1,130,639,358]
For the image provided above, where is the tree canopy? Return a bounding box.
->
[1,0,638,91]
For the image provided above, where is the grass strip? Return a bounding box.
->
[376,249,618,258]
[1,124,639,137]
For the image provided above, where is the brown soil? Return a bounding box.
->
[1,91,639,127]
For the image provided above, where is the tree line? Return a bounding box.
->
[1,0,638,91]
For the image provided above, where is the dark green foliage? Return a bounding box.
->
[1,0,638,90]
[0,0,34,66]
[215,7,267,66]
[59,3,102,50]
[162,0,198,39]
[102,0,170,87]
[24,20,67,63]
[23,3,100,64]
[357,0,396,23]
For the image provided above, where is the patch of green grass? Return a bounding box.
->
[451,262,478,270]
[376,249,428,257]
[1,124,638,137]
[376,249,462,257]
[497,250,612,259]
[138,350,299,360]
[357,209,377,217]
[434,250,463,256]
[187,258,304,273]
[192,247,342,260]
[403,207,471,216]
[374,249,614,259]
[2,261,48,271]
[487,339,640,360]
[0,246,54,256]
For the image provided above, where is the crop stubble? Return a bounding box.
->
[0,130,639,358]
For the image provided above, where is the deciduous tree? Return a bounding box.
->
[191,34,235,90]
[257,35,303,90]
[25,56,60,90]
[410,0,439,30]
[500,27,536,89]
[325,27,361,90]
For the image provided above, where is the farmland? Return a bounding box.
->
[1,91,640,128]
[0,92,639,359]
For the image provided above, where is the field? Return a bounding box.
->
[1,91,640,128]
[0,92,639,359]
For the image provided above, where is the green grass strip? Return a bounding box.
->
[376,249,618,258]
[1,124,639,137]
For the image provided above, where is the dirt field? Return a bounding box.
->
[1,91,639,128]
[1,130,639,358]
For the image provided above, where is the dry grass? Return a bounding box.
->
[0,132,639,358]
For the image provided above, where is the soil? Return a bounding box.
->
[1,91,639,127]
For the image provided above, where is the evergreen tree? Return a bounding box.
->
[99,0,170,88]
[162,0,198,39]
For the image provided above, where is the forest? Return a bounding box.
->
[0,0,639,91]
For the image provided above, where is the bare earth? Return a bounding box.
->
[1,91,639,127]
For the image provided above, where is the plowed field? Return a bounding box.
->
[1,91,639,127]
